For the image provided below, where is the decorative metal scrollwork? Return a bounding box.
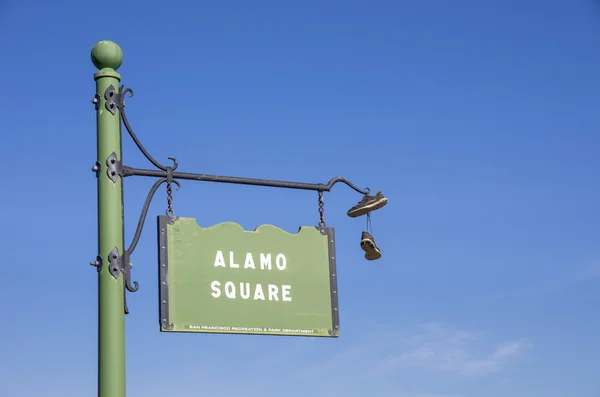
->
[117,86,179,172]
[93,83,373,316]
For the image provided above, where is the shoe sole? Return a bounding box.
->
[347,197,388,218]
[361,238,382,260]
[365,249,381,260]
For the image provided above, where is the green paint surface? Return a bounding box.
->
[160,217,338,337]
[92,40,126,397]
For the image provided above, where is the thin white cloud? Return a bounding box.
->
[368,323,531,377]
[131,322,530,397]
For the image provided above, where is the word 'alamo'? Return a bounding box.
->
[213,251,287,270]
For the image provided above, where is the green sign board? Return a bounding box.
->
[157,216,339,337]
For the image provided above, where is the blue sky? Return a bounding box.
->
[1,0,600,396]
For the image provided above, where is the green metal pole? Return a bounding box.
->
[91,40,126,397]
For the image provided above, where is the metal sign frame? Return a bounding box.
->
[157,215,340,337]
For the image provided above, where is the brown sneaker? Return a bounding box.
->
[360,231,382,260]
[347,191,388,218]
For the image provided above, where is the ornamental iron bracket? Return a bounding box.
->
[106,152,123,183]
[107,247,139,292]
[106,248,138,315]
[107,247,124,279]
[104,84,124,115]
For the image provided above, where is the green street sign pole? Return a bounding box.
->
[91,41,126,397]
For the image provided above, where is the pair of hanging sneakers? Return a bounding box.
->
[347,191,388,260]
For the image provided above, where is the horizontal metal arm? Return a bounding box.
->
[110,86,369,196]
[122,166,370,195]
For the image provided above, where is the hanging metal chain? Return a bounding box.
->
[318,191,326,227]
[166,182,174,215]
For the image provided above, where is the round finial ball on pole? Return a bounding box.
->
[91,40,123,71]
